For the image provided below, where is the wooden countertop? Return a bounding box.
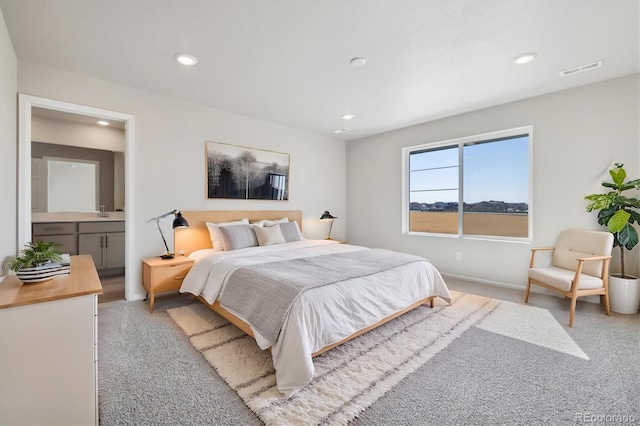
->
[0,255,103,309]
[32,212,125,223]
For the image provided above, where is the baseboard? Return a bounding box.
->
[129,292,147,301]
[441,272,524,291]
[440,272,602,304]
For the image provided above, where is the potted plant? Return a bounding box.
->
[7,241,65,283]
[585,163,640,314]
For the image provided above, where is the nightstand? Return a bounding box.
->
[142,256,194,313]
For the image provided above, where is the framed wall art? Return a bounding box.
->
[205,141,290,200]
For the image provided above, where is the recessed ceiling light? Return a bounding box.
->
[350,57,367,67]
[332,128,351,134]
[175,53,198,66]
[513,52,537,65]
[342,114,355,120]
[97,120,109,126]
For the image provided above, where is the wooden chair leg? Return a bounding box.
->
[524,279,532,303]
[603,292,610,316]
[568,296,577,327]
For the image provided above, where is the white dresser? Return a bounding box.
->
[0,255,102,425]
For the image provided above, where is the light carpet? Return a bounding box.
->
[476,299,589,360]
[168,292,510,424]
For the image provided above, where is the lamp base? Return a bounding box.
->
[159,253,175,259]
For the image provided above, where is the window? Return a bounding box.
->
[403,126,531,240]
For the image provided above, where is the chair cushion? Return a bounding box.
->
[552,229,613,277]
[529,266,604,292]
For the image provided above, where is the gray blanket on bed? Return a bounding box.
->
[219,248,425,344]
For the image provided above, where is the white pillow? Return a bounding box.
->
[206,218,249,251]
[279,221,304,242]
[251,217,289,227]
[252,224,286,246]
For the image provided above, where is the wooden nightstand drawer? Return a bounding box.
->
[151,263,192,292]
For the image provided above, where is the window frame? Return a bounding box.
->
[402,126,533,241]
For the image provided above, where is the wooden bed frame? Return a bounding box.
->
[174,210,435,357]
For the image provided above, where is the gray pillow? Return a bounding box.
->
[279,222,302,242]
[219,224,258,250]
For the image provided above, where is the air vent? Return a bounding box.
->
[559,60,603,77]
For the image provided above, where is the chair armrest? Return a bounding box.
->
[529,246,555,268]
[576,255,612,262]
[531,246,555,252]
[569,255,612,293]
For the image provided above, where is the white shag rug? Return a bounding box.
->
[167,292,500,425]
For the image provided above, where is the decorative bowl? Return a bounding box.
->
[17,263,70,283]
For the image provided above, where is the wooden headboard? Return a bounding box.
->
[174,210,302,256]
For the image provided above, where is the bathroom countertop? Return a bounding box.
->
[32,212,125,223]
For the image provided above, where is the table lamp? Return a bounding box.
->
[148,210,189,259]
[320,210,337,240]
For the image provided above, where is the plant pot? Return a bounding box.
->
[16,263,70,283]
[609,275,639,314]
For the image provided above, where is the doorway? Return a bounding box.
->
[18,95,135,301]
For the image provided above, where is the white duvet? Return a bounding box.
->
[180,240,451,397]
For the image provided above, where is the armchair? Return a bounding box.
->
[525,228,613,327]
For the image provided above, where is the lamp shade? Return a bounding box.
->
[320,211,337,220]
[172,211,189,229]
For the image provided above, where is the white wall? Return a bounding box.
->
[347,74,640,288]
[0,7,17,272]
[32,115,125,152]
[114,151,125,210]
[16,61,346,299]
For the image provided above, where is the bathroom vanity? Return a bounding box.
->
[31,212,125,274]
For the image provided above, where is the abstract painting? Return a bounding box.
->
[206,141,289,200]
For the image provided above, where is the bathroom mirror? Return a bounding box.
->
[45,158,99,212]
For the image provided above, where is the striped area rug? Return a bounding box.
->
[167,292,499,425]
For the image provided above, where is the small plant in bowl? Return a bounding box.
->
[7,241,64,283]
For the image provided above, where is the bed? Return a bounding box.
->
[176,210,451,397]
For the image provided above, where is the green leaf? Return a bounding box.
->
[607,209,631,233]
[609,166,626,188]
[624,177,640,187]
[597,206,617,226]
[620,181,640,191]
[616,196,640,209]
[618,224,639,251]
[585,193,615,211]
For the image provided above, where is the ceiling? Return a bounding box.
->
[1,0,638,141]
